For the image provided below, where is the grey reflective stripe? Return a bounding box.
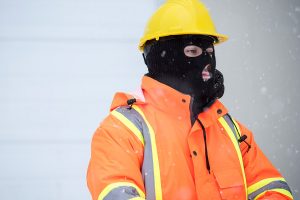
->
[223,114,239,141]
[248,180,292,200]
[115,107,144,134]
[115,107,156,200]
[103,186,140,200]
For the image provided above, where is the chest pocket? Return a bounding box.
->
[214,168,245,200]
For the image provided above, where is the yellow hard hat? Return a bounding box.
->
[138,0,228,51]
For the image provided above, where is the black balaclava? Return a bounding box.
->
[143,35,217,116]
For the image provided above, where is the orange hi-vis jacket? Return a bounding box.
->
[87,76,293,200]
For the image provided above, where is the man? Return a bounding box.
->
[87,0,293,199]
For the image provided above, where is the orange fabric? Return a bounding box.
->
[87,76,292,200]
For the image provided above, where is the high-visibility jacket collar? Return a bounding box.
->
[141,76,192,118]
[111,75,228,129]
[110,91,147,111]
[196,100,228,128]
[142,76,228,128]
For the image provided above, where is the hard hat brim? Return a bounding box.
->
[138,32,228,51]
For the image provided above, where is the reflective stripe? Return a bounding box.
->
[223,115,242,145]
[111,108,145,145]
[248,178,293,200]
[231,118,242,137]
[98,182,145,200]
[255,189,293,200]
[103,186,140,200]
[129,197,146,200]
[218,116,248,200]
[111,106,162,200]
[132,105,162,200]
[223,115,239,140]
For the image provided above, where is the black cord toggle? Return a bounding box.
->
[227,114,252,153]
[127,98,136,110]
[238,135,247,143]
[238,135,251,152]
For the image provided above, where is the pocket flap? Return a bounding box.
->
[214,169,244,188]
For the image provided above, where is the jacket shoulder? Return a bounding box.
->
[110,89,147,111]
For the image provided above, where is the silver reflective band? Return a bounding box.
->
[223,114,239,141]
[248,180,292,200]
[114,107,158,200]
[104,186,140,200]
[115,107,144,134]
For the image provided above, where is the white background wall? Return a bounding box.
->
[0,0,299,199]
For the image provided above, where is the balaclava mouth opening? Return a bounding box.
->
[143,35,217,114]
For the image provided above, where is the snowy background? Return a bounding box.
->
[0,0,299,199]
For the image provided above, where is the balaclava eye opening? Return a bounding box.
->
[143,35,217,113]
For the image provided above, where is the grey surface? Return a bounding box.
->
[0,0,299,199]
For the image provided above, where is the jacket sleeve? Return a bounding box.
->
[237,122,294,200]
[87,114,145,200]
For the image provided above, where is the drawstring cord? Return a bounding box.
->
[195,117,211,174]
[194,114,251,175]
